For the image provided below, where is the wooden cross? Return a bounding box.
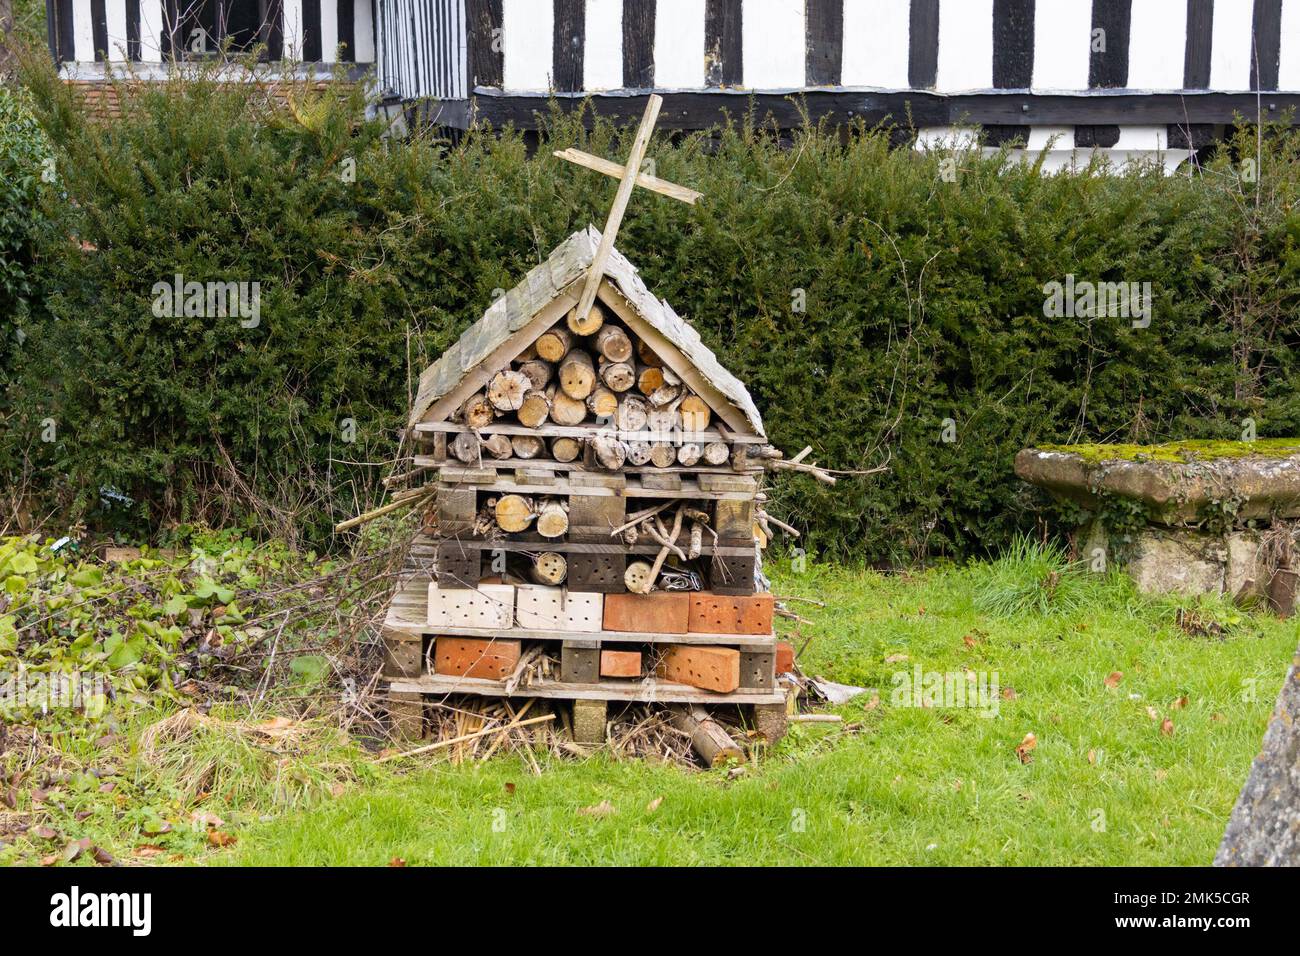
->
[554,94,703,323]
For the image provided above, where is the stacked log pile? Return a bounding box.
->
[377,302,825,761]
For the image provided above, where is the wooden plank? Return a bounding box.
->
[552,0,584,92]
[404,535,756,557]
[804,0,843,87]
[622,0,655,87]
[382,613,776,648]
[414,454,758,475]
[90,0,107,60]
[389,673,784,705]
[572,94,663,324]
[992,0,1035,89]
[466,0,503,87]
[553,148,701,204]
[1184,0,1213,88]
[461,88,1300,131]
[419,284,580,424]
[704,0,742,87]
[1252,0,1283,91]
[430,475,754,501]
[908,0,940,88]
[1088,0,1131,88]
[415,417,762,444]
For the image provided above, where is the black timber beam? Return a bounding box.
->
[454,89,1300,131]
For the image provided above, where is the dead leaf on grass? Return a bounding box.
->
[1104,671,1123,688]
[1015,732,1038,764]
[646,797,663,813]
[578,800,615,818]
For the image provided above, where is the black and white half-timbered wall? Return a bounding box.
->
[46,0,376,75]
[45,1,1300,169]
[381,0,1300,171]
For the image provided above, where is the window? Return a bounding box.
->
[166,1,282,60]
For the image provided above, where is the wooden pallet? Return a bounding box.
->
[389,672,784,705]
[383,609,778,648]
[413,419,768,445]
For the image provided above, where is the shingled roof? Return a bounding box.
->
[408,227,765,437]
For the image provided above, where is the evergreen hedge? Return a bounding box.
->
[4,57,1300,561]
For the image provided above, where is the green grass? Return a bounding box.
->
[219,556,1298,867]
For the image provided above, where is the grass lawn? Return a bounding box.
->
[221,557,1297,866]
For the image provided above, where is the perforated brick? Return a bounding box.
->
[515,585,603,632]
[427,582,514,629]
[656,646,740,693]
[688,593,774,635]
[433,637,521,680]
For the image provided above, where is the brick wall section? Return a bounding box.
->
[65,79,351,120]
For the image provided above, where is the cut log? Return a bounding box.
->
[483,434,514,460]
[677,443,702,467]
[586,385,619,420]
[595,324,633,362]
[648,383,682,407]
[451,431,483,463]
[567,301,606,336]
[626,441,653,466]
[670,705,743,767]
[559,349,597,400]
[459,392,494,428]
[647,406,681,433]
[552,437,582,462]
[601,361,636,393]
[591,434,628,470]
[548,385,589,425]
[637,365,665,396]
[680,394,711,432]
[535,324,573,362]
[637,338,662,368]
[531,551,568,585]
[625,560,655,594]
[535,499,570,538]
[487,369,531,412]
[495,494,535,533]
[518,359,554,391]
[511,435,545,459]
[649,442,677,468]
[703,441,730,465]
[517,389,551,428]
[617,395,649,432]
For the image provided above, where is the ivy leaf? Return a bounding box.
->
[106,636,146,669]
[70,565,104,587]
[8,552,37,575]
[290,655,329,683]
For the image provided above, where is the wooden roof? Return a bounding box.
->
[408,227,765,438]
